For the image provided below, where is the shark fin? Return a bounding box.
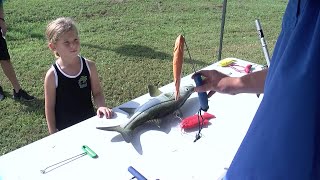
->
[148,85,162,97]
[96,125,133,143]
[119,107,136,117]
[164,92,174,99]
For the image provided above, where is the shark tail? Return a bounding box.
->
[96,125,133,143]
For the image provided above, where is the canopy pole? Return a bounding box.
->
[217,0,227,61]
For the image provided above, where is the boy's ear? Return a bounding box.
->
[48,42,55,51]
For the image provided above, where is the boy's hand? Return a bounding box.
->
[97,107,113,118]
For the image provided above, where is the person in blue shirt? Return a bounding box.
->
[193,0,320,179]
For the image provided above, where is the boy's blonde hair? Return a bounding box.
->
[46,17,78,44]
[46,17,78,57]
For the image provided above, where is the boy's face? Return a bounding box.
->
[51,30,80,59]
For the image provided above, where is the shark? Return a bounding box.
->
[96,84,195,143]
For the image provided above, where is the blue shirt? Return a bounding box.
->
[226,0,320,179]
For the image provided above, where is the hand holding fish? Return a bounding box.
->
[192,70,237,97]
[97,107,113,119]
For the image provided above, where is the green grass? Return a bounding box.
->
[0,0,287,155]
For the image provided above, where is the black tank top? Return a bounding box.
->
[53,56,95,130]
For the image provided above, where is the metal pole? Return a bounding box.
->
[255,19,271,67]
[217,0,227,61]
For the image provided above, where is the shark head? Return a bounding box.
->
[178,84,195,100]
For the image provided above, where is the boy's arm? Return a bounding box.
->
[88,60,113,118]
[87,60,106,108]
[44,68,57,134]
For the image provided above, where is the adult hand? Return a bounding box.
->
[192,70,237,97]
[97,107,113,119]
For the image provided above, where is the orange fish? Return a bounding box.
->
[173,35,185,100]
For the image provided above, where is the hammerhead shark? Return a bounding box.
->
[96,84,194,143]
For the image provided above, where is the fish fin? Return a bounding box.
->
[96,125,133,143]
[148,85,162,97]
[163,92,174,99]
[121,129,133,143]
[119,107,136,117]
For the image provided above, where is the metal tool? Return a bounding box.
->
[184,39,209,112]
[255,19,270,98]
[128,166,147,180]
[255,19,271,67]
[40,145,98,174]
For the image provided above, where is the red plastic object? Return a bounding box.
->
[180,112,216,129]
[229,64,252,74]
[244,64,252,73]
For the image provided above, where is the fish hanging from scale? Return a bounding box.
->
[96,84,194,143]
[173,35,185,101]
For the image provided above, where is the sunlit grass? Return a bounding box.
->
[0,0,287,155]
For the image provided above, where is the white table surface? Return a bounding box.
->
[0,58,264,180]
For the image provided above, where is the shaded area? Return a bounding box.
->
[114,44,209,68]
[14,97,45,115]
[114,44,170,60]
[109,114,181,155]
[7,27,45,42]
[81,43,112,52]
[82,42,208,67]
[0,89,45,115]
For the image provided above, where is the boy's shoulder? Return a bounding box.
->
[81,56,94,64]
[44,66,56,87]
[81,57,96,69]
[45,66,55,77]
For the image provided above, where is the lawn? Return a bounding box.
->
[0,0,287,155]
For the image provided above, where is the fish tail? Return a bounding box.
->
[96,125,133,143]
[120,129,133,143]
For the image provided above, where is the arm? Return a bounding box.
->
[235,68,267,94]
[193,68,267,96]
[0,2,7,36]
[44,68,57,134]
[87,60,113,118]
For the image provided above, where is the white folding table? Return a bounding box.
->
[0,58,264,180]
